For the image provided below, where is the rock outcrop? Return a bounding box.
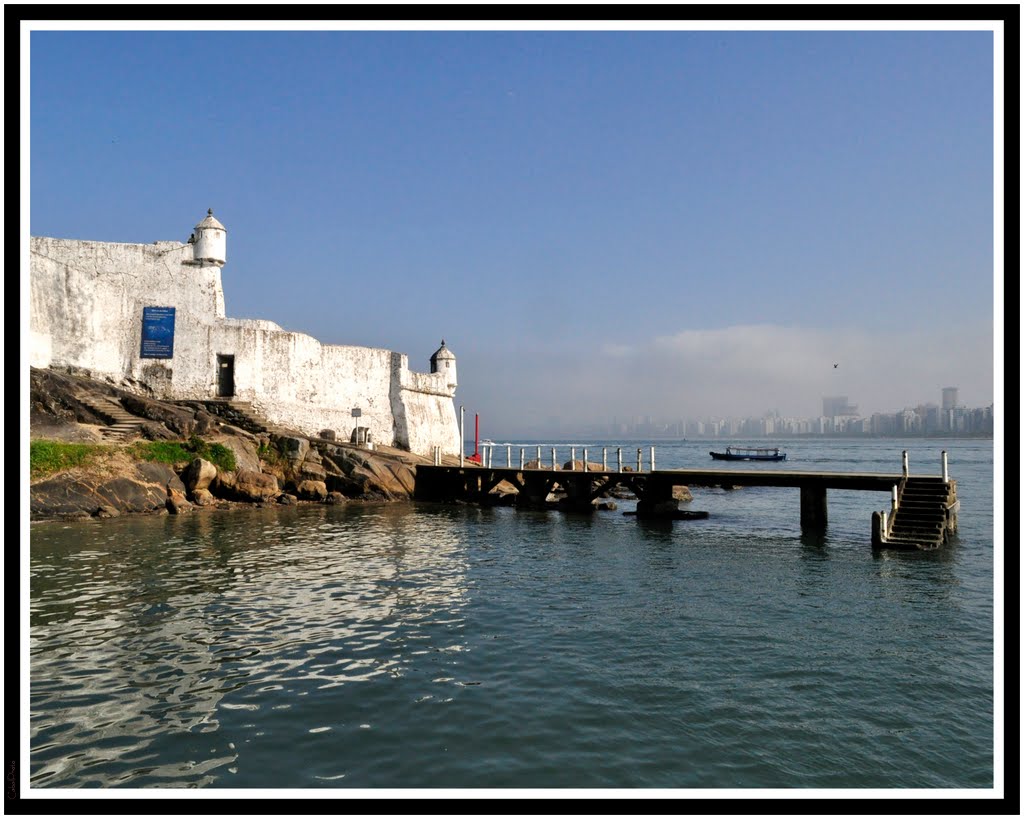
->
[182,457,217,493]
[212,468,280,503]
[30,462,185,519]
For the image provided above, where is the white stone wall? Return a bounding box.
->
[30,238,225,376]
[29,235,460,456]
[399,387,461,455]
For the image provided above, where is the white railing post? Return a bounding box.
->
[583,448,588,472]
[507,445,512,468]
[520,448,525,469]
[617,447,622,473]
[602,447,608,471]
[650,446,655,472]
[570,447,576,470]
[942,450,949,483]
[881,509,888,537]
[891,484,899,512]
[536,445,541,467]
[902,450,909,477]
[551,447,557,471]
[637,448,642,472]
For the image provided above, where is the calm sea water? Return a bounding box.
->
[28,438,996,790]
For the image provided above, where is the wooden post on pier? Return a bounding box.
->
[800,484,828,531]
[872,510,884,548]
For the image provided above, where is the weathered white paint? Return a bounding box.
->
[29,215,460,456]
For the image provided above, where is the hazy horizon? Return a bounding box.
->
[25,21,1000,439]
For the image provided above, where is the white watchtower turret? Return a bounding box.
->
[430,339,457,390]
[191,208,227,266]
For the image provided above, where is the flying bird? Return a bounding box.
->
[833,363,839,368]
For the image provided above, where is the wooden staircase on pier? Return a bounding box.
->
[880,476,959,550]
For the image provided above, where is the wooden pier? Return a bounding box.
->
[414,451,959,550]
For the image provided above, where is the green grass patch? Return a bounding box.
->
[32,436,237,480]
[131,436,237,472]
[30,441,105,479]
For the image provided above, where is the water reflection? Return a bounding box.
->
[30,504,471,787]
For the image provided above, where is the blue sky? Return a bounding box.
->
[27,24,998,437]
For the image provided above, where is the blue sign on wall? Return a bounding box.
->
[140,306,176,359]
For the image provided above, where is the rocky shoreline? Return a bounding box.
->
[29,368,431,521]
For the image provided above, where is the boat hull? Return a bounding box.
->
[709,452,787,462]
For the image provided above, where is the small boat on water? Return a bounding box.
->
[709,446,787,462]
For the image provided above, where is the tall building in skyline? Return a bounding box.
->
[822,396,858,417]
[942,387,959,410]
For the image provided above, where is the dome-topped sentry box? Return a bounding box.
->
[192,208,227,266]
[430,339,457,388]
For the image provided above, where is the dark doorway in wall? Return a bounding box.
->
[217,355,235,398]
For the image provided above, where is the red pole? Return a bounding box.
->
[467,413,481,463]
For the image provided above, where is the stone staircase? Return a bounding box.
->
[197,400,269,435]
[76,393,144,442]
[883,476,957,550]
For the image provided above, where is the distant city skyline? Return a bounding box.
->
[24,17,1000,440]
[490,387,994,440]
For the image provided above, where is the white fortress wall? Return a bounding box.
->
[399,387,461,455]
[30,237,223,380]
[220,325,400,443]
[30,225,461,456]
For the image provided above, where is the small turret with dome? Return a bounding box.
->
[430,339,457,390]
[191,208,227,266]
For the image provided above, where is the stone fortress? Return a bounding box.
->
[29,210,462,456]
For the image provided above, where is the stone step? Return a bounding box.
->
[76,393,146,441]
